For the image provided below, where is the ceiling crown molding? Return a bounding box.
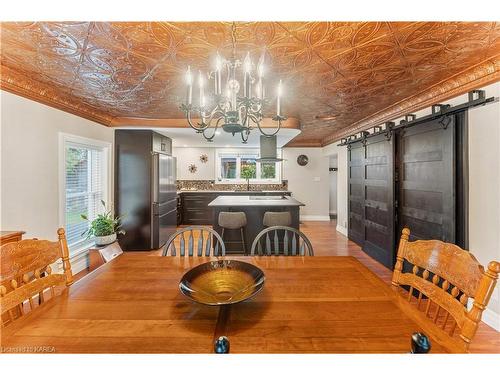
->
[322,56,500,146]
[0,64,113,125]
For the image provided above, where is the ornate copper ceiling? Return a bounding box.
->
[1,22,499,146]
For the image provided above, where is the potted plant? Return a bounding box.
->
[241,164,256,191]
[81,200,125,246]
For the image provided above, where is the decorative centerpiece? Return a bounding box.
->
[179,260,265,305]
[81,200,125,246]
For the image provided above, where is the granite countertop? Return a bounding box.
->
[208,195,304,207]
[177,190,291,194]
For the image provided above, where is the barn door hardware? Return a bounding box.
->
[384,121,395,141]
[431,104,451,114]
[468,89,485,102]
[400,114,416,125]
[337,90,494,147]
[360,130,370,146]
[438,115,452,130]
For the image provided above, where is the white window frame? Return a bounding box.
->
[215,148,282,184]
[58,133,112,256]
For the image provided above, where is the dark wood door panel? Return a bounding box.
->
[348,142,366,247]
[397,117,456,243]
[348,134,395,268]
[363,135,395,269]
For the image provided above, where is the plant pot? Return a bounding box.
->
[95,233,117,246]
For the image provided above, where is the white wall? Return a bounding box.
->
[282,147,330,220]
[173,147,215,180]
[468,82,500,330]
[323,144,348,235]
[1,91,114,273]
[329,155,338,215]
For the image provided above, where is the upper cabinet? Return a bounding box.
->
[152,132,172,154]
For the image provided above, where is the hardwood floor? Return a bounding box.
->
[74,220,500,353]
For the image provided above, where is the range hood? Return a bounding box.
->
[256,135,284,163]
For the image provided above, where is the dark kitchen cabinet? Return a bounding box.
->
[179,191,292,225]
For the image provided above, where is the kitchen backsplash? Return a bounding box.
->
[177,179,288,191]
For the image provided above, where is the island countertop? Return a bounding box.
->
[208,195,304,207]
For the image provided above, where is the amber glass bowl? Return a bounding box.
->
[179,260,265,305]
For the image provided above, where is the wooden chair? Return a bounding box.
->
[162,226,225,256]
[392,228,499,351]
[0,228,74,326]
[250,226,314,256]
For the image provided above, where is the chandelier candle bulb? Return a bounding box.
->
[215,52,222,94]
[198,71,204,108]
[244,52,251,97]
[257,54,265,99]
[186,66,192,105]
[277,80,282,116]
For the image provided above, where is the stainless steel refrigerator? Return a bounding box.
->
[115,130,177,251]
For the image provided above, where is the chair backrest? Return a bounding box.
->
[0,228,74,325]
[392,228,499,351]
[162,226,226,257]
[250,226,314,256]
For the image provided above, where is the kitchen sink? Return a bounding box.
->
[249,195,287,200]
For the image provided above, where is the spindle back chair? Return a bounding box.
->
[162,226,226,257]
[0,228,74,326]
[250,226,314,256]
[392,228,499,351]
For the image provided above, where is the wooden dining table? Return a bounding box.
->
[0,254,462,353]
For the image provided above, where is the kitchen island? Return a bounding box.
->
[208,195,305,254]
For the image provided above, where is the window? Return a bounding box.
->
[216,148,281,183]
[59,134,111,252]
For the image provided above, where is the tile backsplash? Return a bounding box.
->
[177,179,288,191]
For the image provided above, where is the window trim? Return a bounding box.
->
[58,133,112,254]
[215,148,282,184]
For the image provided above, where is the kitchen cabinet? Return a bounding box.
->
[179,191,291,225]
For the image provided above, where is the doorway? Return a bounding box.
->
[329,155,338,220]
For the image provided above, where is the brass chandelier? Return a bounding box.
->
[179,22,286,143]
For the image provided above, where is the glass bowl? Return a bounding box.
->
[179,260,265,305]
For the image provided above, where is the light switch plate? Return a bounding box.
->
[313,177,321,182]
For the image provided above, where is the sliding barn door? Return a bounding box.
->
[348,142,365,247]
[348,134,395,268]
[363,135,395,268]
[396,117,456,243]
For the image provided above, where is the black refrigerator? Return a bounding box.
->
[115,130,177,251]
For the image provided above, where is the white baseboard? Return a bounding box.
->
[336,225,348,237]
[482,307,500,331]
[300,215,331,221]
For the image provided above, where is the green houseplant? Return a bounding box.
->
[81,200,125,246]
[241,164,256,191]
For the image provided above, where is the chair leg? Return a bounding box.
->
[221,228,225,242]
[240,227,247,255]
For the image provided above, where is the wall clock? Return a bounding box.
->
[188,164,197,173]
[297,154,309,166]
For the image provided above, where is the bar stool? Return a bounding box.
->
[263,211,291,227]
[218,212,248,254]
